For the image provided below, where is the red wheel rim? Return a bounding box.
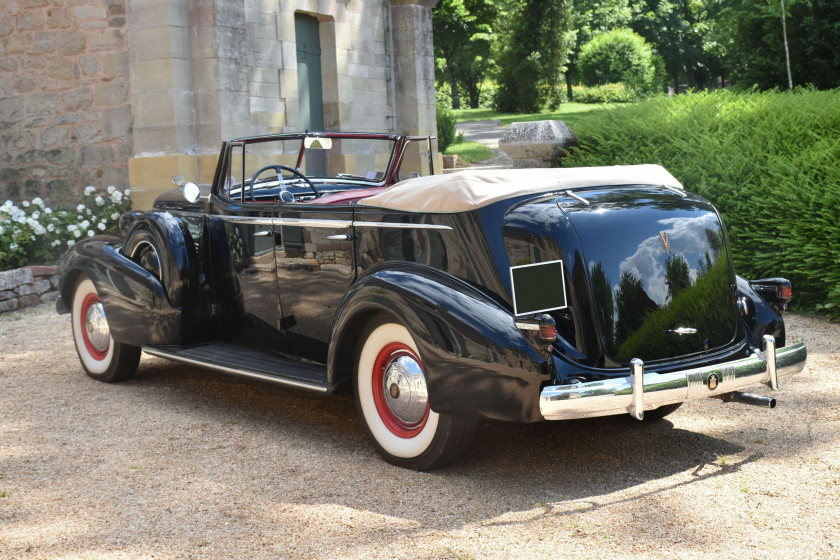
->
[371,342,430,438]
[80,292,109,361]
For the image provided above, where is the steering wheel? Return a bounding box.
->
[249,164,319,199]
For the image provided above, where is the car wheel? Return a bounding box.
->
[642,402,683,421]
[71,275,140,383]
[124,224,164,282]
[354,315,476,470]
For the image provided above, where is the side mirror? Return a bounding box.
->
[183,182,201,204]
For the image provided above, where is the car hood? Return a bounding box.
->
[503,186,741,366]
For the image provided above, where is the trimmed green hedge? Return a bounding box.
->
[566,88,840,318]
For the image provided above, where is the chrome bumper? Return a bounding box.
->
[540,336,807,421]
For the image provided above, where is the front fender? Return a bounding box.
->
[59,237,181,346]
[330,263,549,422]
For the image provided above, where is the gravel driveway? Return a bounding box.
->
[1,305,838,559]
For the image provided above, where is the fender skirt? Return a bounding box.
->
[331,264,550,423]
[59,236,181,346]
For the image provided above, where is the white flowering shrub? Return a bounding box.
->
[0,186,131,271]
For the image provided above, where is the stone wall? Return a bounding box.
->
[0,0,132,205]
[0,265,60,313]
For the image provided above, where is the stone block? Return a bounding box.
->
[89,30,124,52]
[46,8,72,28]
[0,298,19,313]
[33,32,56,53]
[108,17,126,28]
[26,93,63,117]
[0,21,13,38]
[101,166,129,189]
[27,265,59,278]
[46,178,74,199]
[17,279,51,295]
[48,59,79,81]
[57,32,86,55]
[79,144,114,167]
[73,123,102,141]
[0,268,33,291]
[0,96,23,119]
[18,293,40,309]
[50,275,59,288]
[0,290,14,300]
[4,35,25,54]
[46,148,76,164]
[17,11,42,31]
[65,87,94,111]
[79,55,100,76]
[102,51,129,79]
[41,125,68,147]
[40,291,59,304]
[0,58,18,72]
[95,81,129,106]
[498,120,579,168]
[13,75,35,92]
[104,104,132,139]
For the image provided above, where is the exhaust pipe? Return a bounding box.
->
[721,391,776,408]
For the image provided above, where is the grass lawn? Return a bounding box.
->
[443,141,495,163]
[452,103,617,129]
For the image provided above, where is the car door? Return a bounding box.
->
[273,200,356,364]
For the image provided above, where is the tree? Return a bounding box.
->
[630,0,723,91]
[433,0,497,109]
[494,0,574,111]
[577,28,658,92]
[716,0,840,89]
[565,0,632,100]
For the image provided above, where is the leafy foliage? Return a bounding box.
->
[1,187,131,271]
[717,0,840,90]
[572,82,640,103]
[433,0,498,109]
[565,88,840,318]
[577,28,659,92]
[493,0,574,112]
[436,102,458,152]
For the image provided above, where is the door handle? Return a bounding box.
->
[326,234,354,241]
[254,230,278,237]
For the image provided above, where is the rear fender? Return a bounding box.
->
[736,275,785,348]
[59,237,181,346]
[329,263,548,422]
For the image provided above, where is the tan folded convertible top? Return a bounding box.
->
[359,164,684,213]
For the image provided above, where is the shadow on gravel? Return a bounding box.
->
[129,360,753,531]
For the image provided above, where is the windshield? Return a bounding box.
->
[227,136,396,195]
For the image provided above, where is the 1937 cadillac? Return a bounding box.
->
[57,132,807,470]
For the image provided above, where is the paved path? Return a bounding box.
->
[454,119,513,168]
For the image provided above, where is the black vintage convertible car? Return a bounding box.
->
[58,131,807,469]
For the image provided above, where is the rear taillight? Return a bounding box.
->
[750,278,792,313]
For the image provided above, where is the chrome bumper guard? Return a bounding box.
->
[540,336,807,421]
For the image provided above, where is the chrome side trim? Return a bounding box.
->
[277,217,352,229]
[216,215,352,229]
[141,346,330,393]
[540,341,806,421]
[218,215,275,226]
[354,221,453,231]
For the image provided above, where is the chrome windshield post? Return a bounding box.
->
[628,358,645,420]
[763,335,779,390]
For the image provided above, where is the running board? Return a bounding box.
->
[142,342,331,393]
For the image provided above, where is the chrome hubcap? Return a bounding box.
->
[382,355,428,425]
[85,302,110,353]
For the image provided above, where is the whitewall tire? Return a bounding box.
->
[71,276,140,382]
[354,315,476,470]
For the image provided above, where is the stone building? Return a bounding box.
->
[0,0,439,209]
